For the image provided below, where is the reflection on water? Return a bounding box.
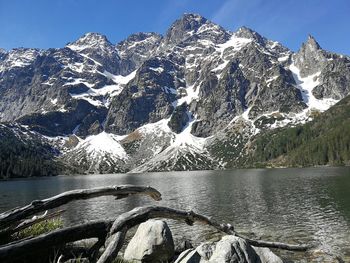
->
[0,167,349,262]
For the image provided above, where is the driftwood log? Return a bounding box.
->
[97,206,311,263]
[0,185,162,230]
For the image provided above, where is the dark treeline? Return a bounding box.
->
[0,124,59,179]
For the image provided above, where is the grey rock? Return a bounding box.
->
[208,235,260,262]
[293,35,328,77]
[105,56,184,134]
[191,61,248,137]
[175,236,283,263]
[117,32,162,74]
[124,219,175,263]
[168,103,190,133]
[253,247,283,263]
[313,56,350,100]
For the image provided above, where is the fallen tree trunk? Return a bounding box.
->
[0,185,161,230]
[97,206,311,263]
[0,220,112,262]
[96,228,127,263]
[109,206,235,236]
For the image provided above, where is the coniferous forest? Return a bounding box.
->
[248,95,350,167]
[0,124,59,179]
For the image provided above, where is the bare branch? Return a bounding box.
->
[96,229,127,263]
[0,185,162,230]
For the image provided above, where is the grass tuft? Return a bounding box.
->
[14,218,63,240]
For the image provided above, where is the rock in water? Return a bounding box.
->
[124,219,175,263]
[175,235,283,263]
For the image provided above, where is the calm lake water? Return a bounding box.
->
[1,167,350,262]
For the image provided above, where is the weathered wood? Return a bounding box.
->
[236,234,312,251]
[109,206,235,236]
[96,229,127,263]
[0,220,112,262]
[0,185,161,230]
[88,237,106,262]
[97,205,311,263]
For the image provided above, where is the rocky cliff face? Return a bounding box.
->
[0,13,349,175]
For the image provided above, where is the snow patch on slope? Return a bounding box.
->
[75,132,128,160]
[216,35,252,55]
[0,49,39,71]
[68,70,137,107]
[130,117,210,173]
[289,63,338,111]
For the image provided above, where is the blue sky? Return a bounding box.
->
[0,0,349,54]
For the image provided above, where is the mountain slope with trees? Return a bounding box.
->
[244,95,350,167]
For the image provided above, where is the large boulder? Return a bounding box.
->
[175,235,283,263]
[123,220,175,263]
[253,247,284,263]
[209,235,260,262]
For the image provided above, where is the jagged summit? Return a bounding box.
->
[66,32,113,52]
[181,13,207,23]
[164,13,208,45]
[163,13,229,46]
[118,32,162,45]
[235,26,265,44]
[305,34,322,50]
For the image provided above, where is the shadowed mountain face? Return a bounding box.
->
[0,13,349,176]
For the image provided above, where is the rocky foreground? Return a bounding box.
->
[123,219,283,263]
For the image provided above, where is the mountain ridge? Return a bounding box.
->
[0,13,349,177]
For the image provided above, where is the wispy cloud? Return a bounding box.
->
[211,0,263,27]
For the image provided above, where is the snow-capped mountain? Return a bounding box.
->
[0,13,349,175]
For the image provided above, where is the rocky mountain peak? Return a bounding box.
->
[164,13,208,46]
[235,26,265,44]
[66,32,113,52]
[181,13,207,25]
[293,34,327,77]
[305,34,321,51]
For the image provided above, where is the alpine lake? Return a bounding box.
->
[1,167,349,262]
